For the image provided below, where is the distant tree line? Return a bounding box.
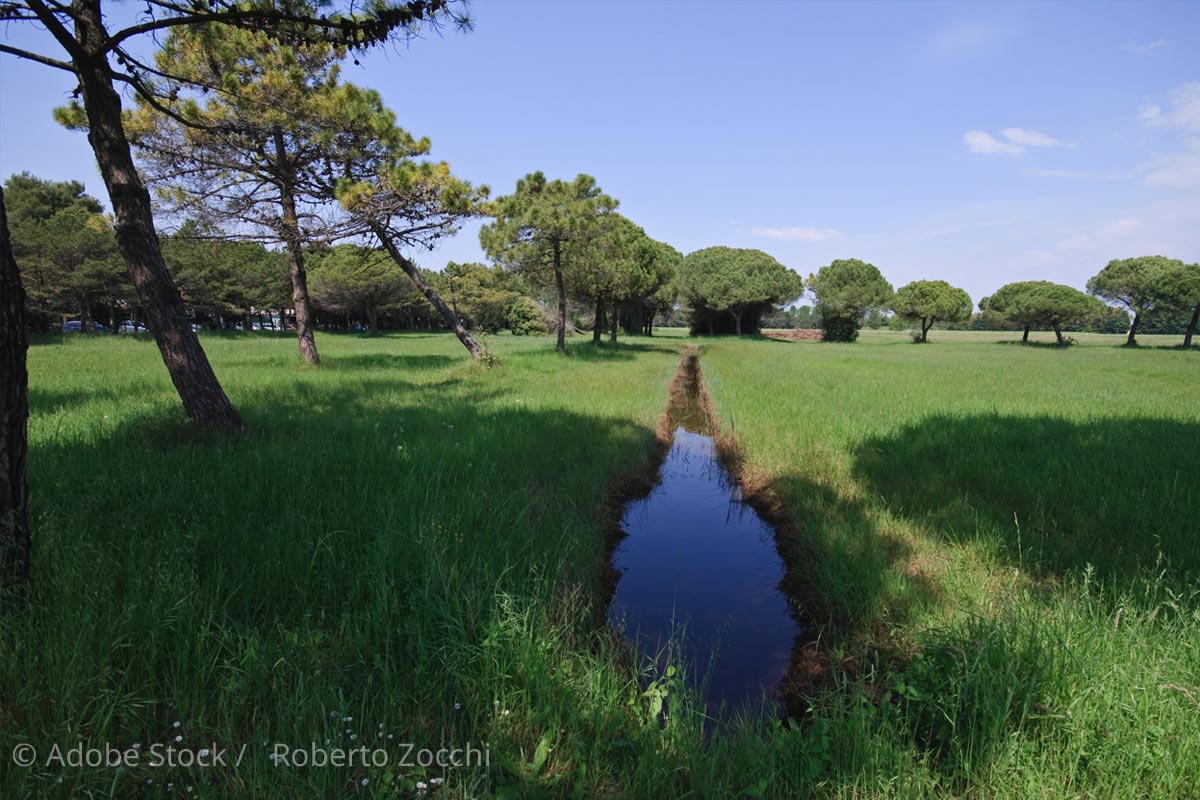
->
[802,255,1199,347]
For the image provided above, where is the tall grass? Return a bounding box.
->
[1,329,1197,797]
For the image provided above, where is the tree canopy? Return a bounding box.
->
[1153,262,1200,348]
[1087,255,1186,346]
[479,172,618,352]
[808,258,894,342]
[892,280,973,343]
[677,246,802,336]
[1,0,471,428]
[981,281,1103,346]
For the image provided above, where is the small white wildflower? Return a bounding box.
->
[430,777,444,786]
[172,721,181,728]
[174,735,183,743]
[131,743,141,750]
[416,781,428,790]
[198,749,210,758]
[343,716,353,722]
[349,734,357,740]
[378,722,384,728]
[331,710,338,717]
[387,734,394,740]
[167,783,174,790]
[454,702,461,710]
[361,777,369,786]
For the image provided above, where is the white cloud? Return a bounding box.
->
[963,130,1025,156]
[1001,127,1065,148]
[750,226,844,242]
[1139,82,1200,132]
[964,127,1065,157]
[1119,40,1169,54]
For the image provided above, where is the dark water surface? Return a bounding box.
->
[608,424,800,711]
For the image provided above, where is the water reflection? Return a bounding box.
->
[608,424,800,711]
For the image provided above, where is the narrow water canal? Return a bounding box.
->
[608,361,801,712]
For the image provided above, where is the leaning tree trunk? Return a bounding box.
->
[552,240,567,354]
[272,128,319,365]
[1182,305,1198,349]
[371,223,481,359]
[1053,325,1065,346]
[1126,313,1141,346]
[71,21,241,430]
[0,187,30,592]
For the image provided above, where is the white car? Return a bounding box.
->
[117,320,149,334]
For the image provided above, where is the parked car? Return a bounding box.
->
[63,320,108,333]
[117,320,149,334]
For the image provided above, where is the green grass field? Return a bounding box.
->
[3,328,1197,798]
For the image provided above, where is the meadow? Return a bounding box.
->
[2,328,1197,798]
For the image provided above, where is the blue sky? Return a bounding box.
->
[2,0,1197,304]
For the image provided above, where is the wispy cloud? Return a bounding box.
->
[963,127,1065,157]
[750,226,844,242]
[1119,40,1169,54]
[963,130,1025,156]
[1023,168,1121,181]
[1001,128,1065,148]
[1143,149,1200,190]
[1139,82,1200,132]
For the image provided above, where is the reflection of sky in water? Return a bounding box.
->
[609,426,800,710]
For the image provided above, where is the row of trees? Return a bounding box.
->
[806,256,1200,347]
[2,177,562,337]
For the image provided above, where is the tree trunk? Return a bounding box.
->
[0,187,30,592]
[921,318,931,343]
[553,240,566,354]
[71,17,241,430]
[371,223,481,359]
[272,127,319,365]
[1126,312,1140,346]
[646,314,653,336]
[1182,305,1198,349]
[731,308,743,336]
[1022,326,1029,343]
[593,299,604,344]
[1053,324,1065,346]
[609,304,618,343]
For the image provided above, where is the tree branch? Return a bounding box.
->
[0,42,75,72]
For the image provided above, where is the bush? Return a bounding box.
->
[507,296,549,336]
[819,313,860,342]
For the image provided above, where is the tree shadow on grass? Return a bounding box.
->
[14,363,676,796]
[520,340,682,363]
[852,413,1200,584]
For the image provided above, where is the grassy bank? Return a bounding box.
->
[701,331,1200,797]
[2,329,1197,798]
